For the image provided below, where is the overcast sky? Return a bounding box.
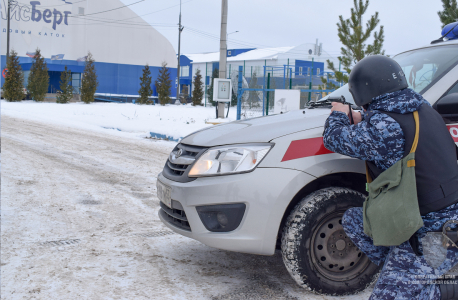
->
[122,0,445,58]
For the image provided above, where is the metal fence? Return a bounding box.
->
[233,66,338,120]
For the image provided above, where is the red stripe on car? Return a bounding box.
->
[281,137,334,162]
[448,124,458,142]
[281,125,457,163]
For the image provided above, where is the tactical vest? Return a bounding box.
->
[366,104,458,215]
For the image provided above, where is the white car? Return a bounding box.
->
[157,38,458,295]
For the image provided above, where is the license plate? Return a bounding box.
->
[157,180,172,208]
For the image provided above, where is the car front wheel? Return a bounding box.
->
[281,187,381,295]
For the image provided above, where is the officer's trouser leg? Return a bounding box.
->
[342,207,390,266]
[342,207,443,299]
[369,242,441,300]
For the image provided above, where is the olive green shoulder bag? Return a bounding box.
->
[363,110,424,246]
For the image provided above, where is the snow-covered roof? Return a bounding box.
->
[184,46,295,63]
[185,52,221,63]
[229,47,294,61]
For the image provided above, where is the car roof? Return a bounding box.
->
[395,39,458,57]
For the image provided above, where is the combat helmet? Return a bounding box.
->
[348,55,408,107]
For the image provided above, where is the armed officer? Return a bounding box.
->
[323,55,458,299]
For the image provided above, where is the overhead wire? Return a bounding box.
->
[15,0,86,8]
[68,0,145,18]
[65,0,195,31]
[16,0,144,14]
[69,0,195,25]
[14,0,345,57]
[67,13,177,27]
[15,0,181,27]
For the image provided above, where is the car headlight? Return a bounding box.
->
[188,143,273,177]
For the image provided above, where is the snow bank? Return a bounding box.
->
[1,100,237,141]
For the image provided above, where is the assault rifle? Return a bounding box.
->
[308,95,360,125]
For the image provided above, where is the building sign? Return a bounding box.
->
[1,1,71,30]
[0,0,178,69]
[31,1,71,30]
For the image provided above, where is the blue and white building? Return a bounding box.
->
[179,41,338,103]
[1,0,177,98]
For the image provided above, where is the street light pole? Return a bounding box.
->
[226,30,238,79]
[226,30,238,58]
[226,31,238,46]
[176,0,184,102]
[6,0,11,62]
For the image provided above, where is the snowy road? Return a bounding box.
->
[1,115,371,299]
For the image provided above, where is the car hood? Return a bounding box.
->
[181,109,331,147]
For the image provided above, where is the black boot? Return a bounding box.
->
[440,283,458,299]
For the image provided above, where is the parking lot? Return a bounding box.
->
[1,115,371,299]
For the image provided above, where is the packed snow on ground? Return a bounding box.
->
[1,100,237,141]
[2,116,373,299]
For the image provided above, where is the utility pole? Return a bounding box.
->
[176,0,184,102]
[217,0,228,118]
[6,0,11,62]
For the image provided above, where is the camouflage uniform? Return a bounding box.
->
[324,88,458,299]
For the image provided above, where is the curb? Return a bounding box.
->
[149,132,182,142]
[101,126,181,142]
[102,127,122,131]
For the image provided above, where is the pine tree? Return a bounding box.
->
[192,69,204,106]
[207,68,219,106]
[320,72,338,96]
[230,89,237,107]
[438,0,458,27]
[155,62,171,106]
[81,52,98,104]
[180,85,189,104]
[56,66,73,104]
[138,64,153,104]
[268,77,276,110]
[27,48,49,102]
[247,72,260,108]
[323,0,385,89]
[3,50,25,102]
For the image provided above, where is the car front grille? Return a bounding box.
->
[167,161,191,176]
[159,201,191,231]
[162,143,207,183]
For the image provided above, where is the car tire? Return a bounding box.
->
[281,187,381,296]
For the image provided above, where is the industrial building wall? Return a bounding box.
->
[0,0,178,96]
[94,61,177,96]
[0,55,178,96]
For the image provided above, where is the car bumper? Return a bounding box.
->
[157,168,315,255]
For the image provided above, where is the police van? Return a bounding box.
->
[157,23,458,295]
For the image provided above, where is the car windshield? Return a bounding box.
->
[394,45,458,93]
[321,44,458,103]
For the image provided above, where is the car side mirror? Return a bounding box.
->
[435,93,458,123]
